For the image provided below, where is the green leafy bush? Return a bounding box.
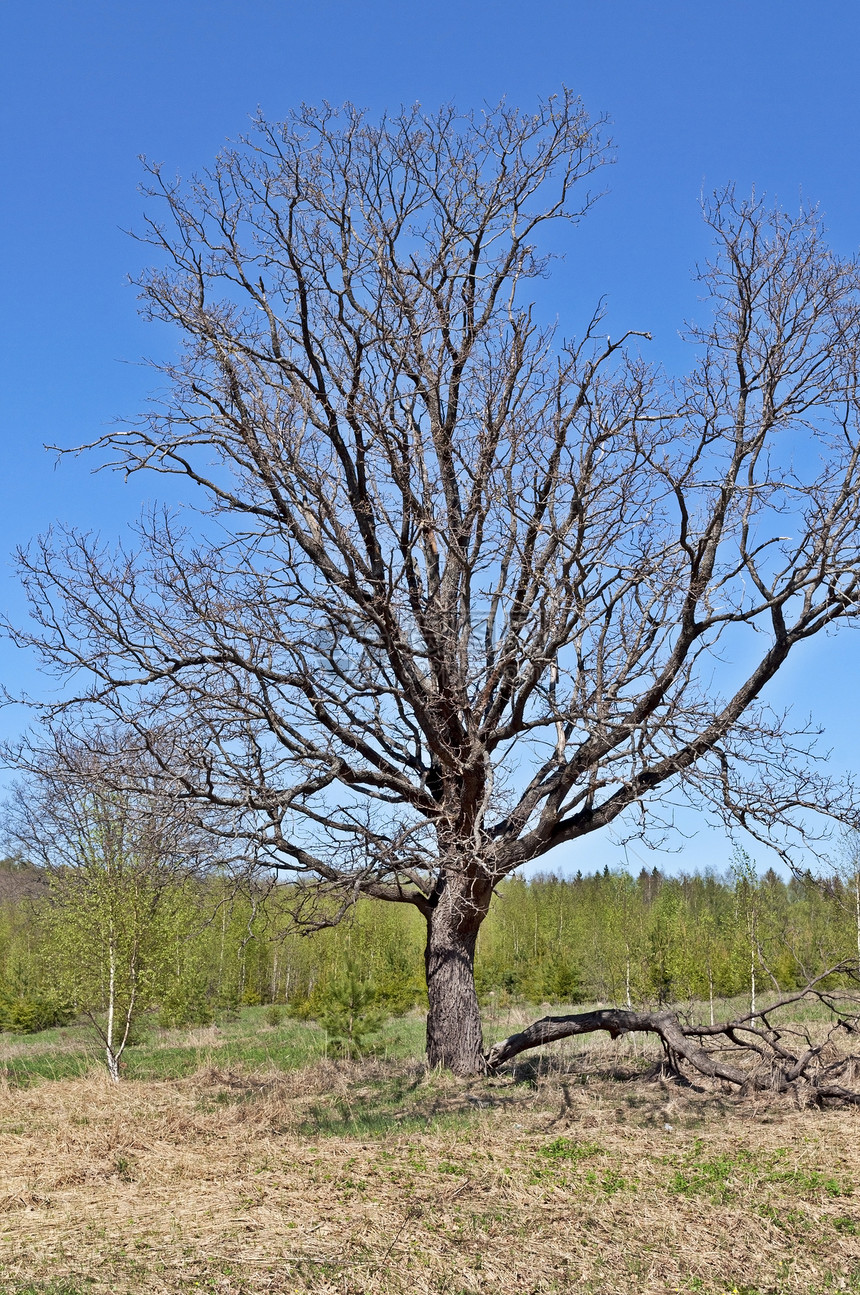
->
[157,977,215,1028]
[0,989,71,1034]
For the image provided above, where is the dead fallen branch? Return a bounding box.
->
[485,967,860,1104]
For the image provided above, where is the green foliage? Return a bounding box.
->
[475,863,856,1008]
[670,1151,748,1202]
[0,989,71,1035]
[0,960,71,1034]
[43,861,166,1025]
[668,1143,853,1206]
[157,975,215,1028]
[310,959,386,1057]
[540,1137,602,1163]
[3,846,860,1032]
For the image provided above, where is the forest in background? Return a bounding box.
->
[2,854,859,1039]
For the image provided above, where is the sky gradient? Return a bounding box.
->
[2,1,860,874]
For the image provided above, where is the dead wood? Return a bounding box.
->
[485,967,860,1104]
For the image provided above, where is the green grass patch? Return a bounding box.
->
[540,1135,603,1163]
[0,1005,428,1086]
[529,1136,628,1191]
[668,1142,853,1204]
[0,1050,96,1085]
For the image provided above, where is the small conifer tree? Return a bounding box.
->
[313,960,386,1058]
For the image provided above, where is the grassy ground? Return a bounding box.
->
[1,1006,860,1294]
[0,1007,429,1086]
[0,1001,650,1086]
[0,993,839,1087]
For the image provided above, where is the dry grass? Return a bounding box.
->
[1,1045,860,1294]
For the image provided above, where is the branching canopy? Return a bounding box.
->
[10,93,860,915]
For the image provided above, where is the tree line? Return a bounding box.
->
[2,854,858,1041]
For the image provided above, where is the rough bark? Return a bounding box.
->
[424,877,490,1075]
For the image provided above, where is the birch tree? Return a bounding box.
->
[5,734,210,1079]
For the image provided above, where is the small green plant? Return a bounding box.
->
[531,1137,604,1184]
[540,1137,602,1163]
[0,989,71,1034]
[758,1202,809,1233]
[669,1147,755,1201]
[264,1003,285,1027]
[582,1167,627,1193]
[113,1155,135,1182]
[312,960,386,1058]
[601,1169,627,1194]
[783,1168,851,1197]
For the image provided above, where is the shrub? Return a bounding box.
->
[310,960,386,1058]
[157,978,215,1028]
[0,990,71,1034]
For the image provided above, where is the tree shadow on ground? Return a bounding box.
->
[189,1052,799,1140]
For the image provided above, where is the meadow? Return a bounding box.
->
[2,1004,860,1295]
[4,866,860,1292]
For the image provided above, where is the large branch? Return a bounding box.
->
[485,977,860,1105]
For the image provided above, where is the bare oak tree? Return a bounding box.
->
[11,93,860,1074]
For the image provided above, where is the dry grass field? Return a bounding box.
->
[2,1037,860,1295]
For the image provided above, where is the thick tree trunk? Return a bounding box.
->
[424,875,489,1075]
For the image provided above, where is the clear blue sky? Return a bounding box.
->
[2,1,859,874]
